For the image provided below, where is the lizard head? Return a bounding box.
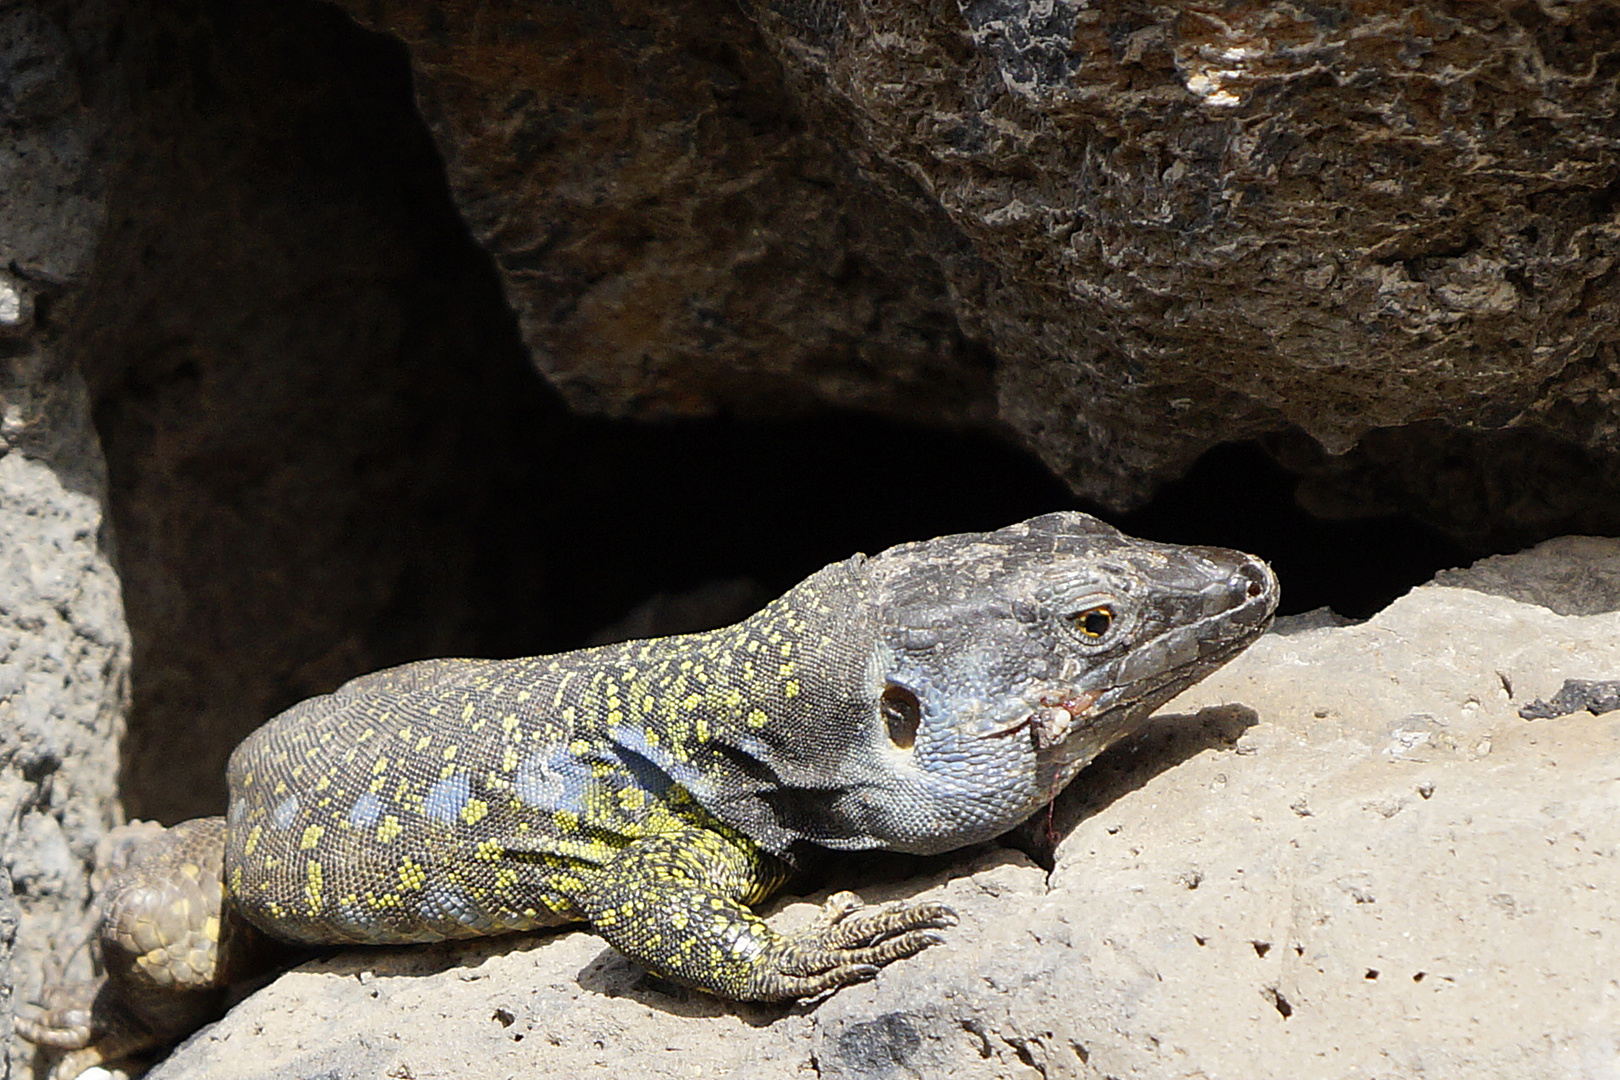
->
[799,511,1278,855]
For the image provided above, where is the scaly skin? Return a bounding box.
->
[17,512,1277,1075]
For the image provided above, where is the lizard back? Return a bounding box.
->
[223,569,864,945]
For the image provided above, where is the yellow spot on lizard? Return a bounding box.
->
[305,860,324,914]
[398,859,426,891]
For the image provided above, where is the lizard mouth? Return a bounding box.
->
[965,687,1104,750]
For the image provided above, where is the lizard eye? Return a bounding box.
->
[1066,605,1114,641]
[881,684,921,749]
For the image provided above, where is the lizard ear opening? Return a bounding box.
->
[881,684,921,750]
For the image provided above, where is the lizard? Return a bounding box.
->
[16,511,1278,1077]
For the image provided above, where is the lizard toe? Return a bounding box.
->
[798,928,947,974]
[816,899,957,951]
[14,1009,94,1052]
[814,891,866,927]
[13,979,108,1051]
[742,959,882,1001]
[17,997,165,1080]
[761,900,953,997]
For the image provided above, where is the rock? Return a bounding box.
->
[328,0,997,428]
[1517,677,1620,719]
[745,0,1620,520]
[0,442,128,1080]
[1274,422,1620,554]
[329,1,1620,537]
[0,4,132,1076]
[1432,534,1620,615]
[139,538,1620,1079]
[8,2,1620,1075]
[52,0,1059,835]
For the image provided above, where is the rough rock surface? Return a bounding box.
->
[8,2,1620,1076]
[131,538,1620,1080]
[335,0,1620,538]
[1432,533,1620,614]
[329,0,997,426]
[0,4,132,1078]
[0,5,1061,1072]
[748,0,1620,516]
[54,0,1063,835]
[0,428,129,1080]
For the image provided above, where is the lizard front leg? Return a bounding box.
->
[570,827,956,1001]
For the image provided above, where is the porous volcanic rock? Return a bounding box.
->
[747,0,1620,514]
[0,3,132,1077]
[329,0,998,426]
[341,0,1620,535]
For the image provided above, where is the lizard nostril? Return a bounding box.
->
[1238,559,1275,602]
[881,685,921,749]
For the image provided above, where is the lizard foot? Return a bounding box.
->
[14,977,166,1080]
[13,979,102,1050]
[17,981,226,1080]
[745,891,957,1000]
[16,818,251,1080]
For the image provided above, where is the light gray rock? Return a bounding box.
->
[1432,535,1620,616]
[141,539,1620,1080]
[0,366,131,1080]
[0,4,132,1077]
